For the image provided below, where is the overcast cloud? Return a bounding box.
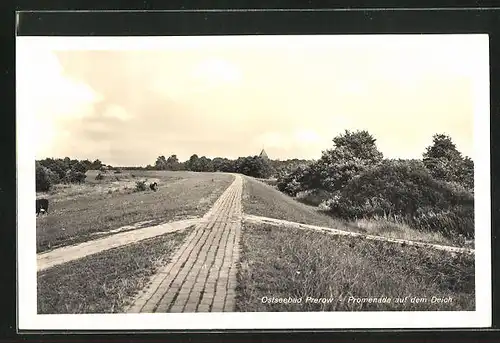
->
[17,35,484,166]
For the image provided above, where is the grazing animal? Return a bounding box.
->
[149,182,158,191]
[36,198,49,216]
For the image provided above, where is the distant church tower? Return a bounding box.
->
[259,148,269,160]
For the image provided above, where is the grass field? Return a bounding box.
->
[236,223,475,312]
[37,227,193,314]
[36,170,233,253]
[242,177,456,246]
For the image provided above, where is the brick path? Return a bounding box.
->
[126,174,243,313]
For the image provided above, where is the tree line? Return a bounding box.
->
[275,130,475,241]
[36,158,106,191]
[35,153,310,192]
[148,154,310,179]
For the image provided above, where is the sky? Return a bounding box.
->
[17,35,487,166]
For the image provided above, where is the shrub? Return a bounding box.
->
[71,161,88,174]
[135,180,147,192]
[277,165,308,196]
[235,156,275,178]
[36,163,52,192]
[423,134,474,192]
[276,130,384,196]
[66,170,87,183]
[316,130,384,192]
[327,159,474,238]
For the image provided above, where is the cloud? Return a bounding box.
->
[18,36,479,164]
[254,132,292,149]
[103,104,133,121]
[16,44,102,157]
[191,58,242,85]
[294,130,321,143]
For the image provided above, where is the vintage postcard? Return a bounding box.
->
[17,34,491,330]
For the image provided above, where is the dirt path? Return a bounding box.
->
[37,218,200,272]
[126,174,243,313]
[243,214,475,255]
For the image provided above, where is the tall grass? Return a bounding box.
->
[236,223,475,312]
[38,228,193,314]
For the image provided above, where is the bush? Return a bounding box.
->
[277,166,307,196]
[316,130,384,192]
[423,134,474,192]
[36,163,52,192]
[66,170,87,183]
[327,159,474,238]
[135,180,147,192]
[235,156,275,178]
[276,130,384,196]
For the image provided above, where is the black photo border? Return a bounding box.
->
[4,2,500,342]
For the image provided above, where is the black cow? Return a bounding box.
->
[36,198,49,216]
[149,182,158,191]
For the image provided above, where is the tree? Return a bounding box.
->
[212,157,225,172]
[63,157,71,169]
[71,161,88,174]
[459,156,474,190]
[36,162,53,192]
[186,154,200,171]
[277,164,309,196]
[154,156,168,170]
[235,156,274,178]
[423,134,462,161]
[312,130,384,192]
[166,155,181,171]
[80,159,92,171]
[423,134,474,191]
[212,157,234,172]
[197,156,214,172]
[330,130,384,162]
[39,158,66,180]
[91,159,104,170]
[66,169,86,183]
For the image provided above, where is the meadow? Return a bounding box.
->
[236,222,475,312]
[38,227,194,314]
[36,170,233,252]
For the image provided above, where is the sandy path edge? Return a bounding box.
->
[243,214,474,255]
[37,218,201,272]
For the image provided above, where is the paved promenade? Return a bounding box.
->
[126,174,243,313]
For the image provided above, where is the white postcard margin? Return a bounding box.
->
[16,34,491,330]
